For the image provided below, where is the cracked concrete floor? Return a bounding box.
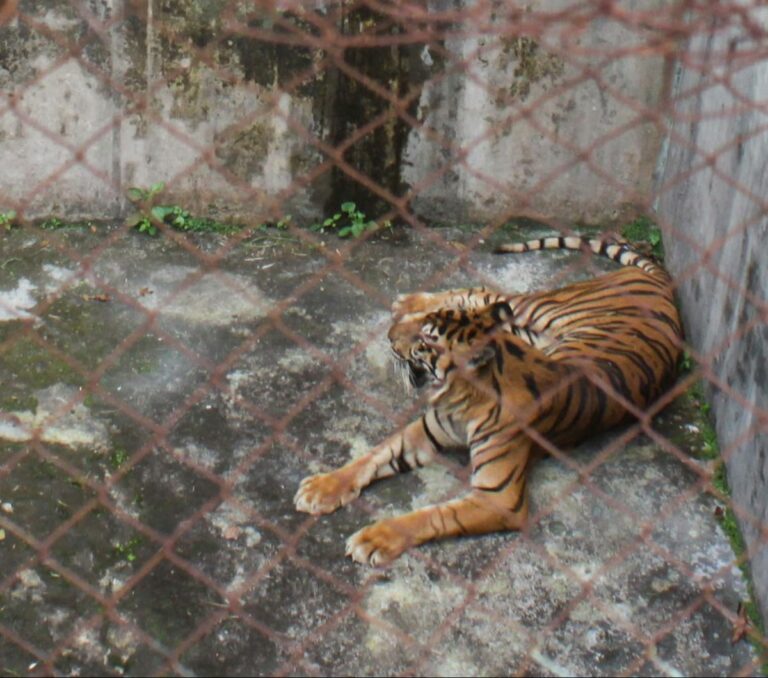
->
[0,223,758,676]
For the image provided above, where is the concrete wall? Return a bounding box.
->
[0,0,673,225]
[403,1,673,225]
[655,10,768,627]
[0,1,334,222]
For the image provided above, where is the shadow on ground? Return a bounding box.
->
[0,223,756,676]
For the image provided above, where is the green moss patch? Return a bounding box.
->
[620,215,664,260]
[0,339,84,391]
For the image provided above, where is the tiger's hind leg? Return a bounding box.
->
[294,414,454,515]
[346,434,532,565]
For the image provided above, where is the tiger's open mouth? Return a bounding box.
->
[392,349,434,389]
[408,363,430,388]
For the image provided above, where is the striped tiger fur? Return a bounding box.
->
[294,235,683,565]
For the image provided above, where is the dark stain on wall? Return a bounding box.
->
[230,14,320,96]
[324,4,439,219]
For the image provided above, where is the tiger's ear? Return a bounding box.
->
[490,301,513,324]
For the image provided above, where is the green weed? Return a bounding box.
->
[126,183,241,236]
[113,535,142,563]
[310,201,388,238]
[153,205,240,234]
[0,210,16,231]
[275,215,292,230]
[109,448,130,470]
[620,215,664,260]
[687,381,766,660]
[40,217,65,230]
[126,182,166,236]
[127,186,389,240]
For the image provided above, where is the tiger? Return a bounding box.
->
[294,235,684,566]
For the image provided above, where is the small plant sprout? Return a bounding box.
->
[680,349,694,373]
[621,215,664,260]
[0,210,16,231]
[310,201,383,238]
[113,535,142,563]
[276,215,293,230]
[126,182,167,236]
[110,448,130,470]
[126,183,240,236]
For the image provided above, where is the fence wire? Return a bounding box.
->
[0,1,766,676]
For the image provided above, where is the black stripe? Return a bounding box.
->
[422,416,445,453]
[472,440,514,473]
[566,376,590,429]
[395,454,412,473]
[433,408,449,439]
[505,339,525,359]
[593,345,657,402]
[481,403,502,433]
[587,383,608,430]
[558,380,574,429]
[489,371,502,396]
[651,309,682,333]
[471,422,507,448]
[523,373,540,400]
[621,329,677,372]
[494,344,504,372]
[594,358,634,401]
[479,460,520,493]
[449,506,469,535]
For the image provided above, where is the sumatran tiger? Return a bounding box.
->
[294,235,683,565]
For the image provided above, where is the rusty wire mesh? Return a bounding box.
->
[0,0,766,675]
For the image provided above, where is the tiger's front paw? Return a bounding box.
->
[345,520,411,566]
[294,471,360,515]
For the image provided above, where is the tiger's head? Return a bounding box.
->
[388,301,514,389]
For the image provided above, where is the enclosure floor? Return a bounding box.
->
[0,224,756,676]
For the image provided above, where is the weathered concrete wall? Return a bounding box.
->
[0,1,673,224]
[0,0,332,221]
[403,1,673,225]
[655,11,768,627]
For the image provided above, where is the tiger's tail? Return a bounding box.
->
[494,235,660,274]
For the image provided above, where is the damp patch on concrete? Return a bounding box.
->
[0,384,109,451]
[126,264,274,325]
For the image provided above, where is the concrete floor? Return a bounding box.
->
[0,223,758,676]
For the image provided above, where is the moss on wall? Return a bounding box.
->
[214,121,274,181]
[499,36,564,102]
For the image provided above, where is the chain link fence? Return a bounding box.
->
[0,1,766,675]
